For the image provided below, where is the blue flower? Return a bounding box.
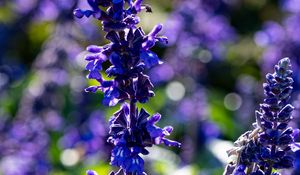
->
[86,170,98,175]
[82,25,165,106]
[123,155,144,174]
[108,103,180,173]
[140,50,163,69]
[225,58,299,174]
[75,1,180,174]
[111,144,131,167]
[233,165,246,175]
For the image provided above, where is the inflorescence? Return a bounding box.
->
[74,0,180,174]
[224,58,299,175]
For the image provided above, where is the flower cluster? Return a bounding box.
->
[255,14,300,91]
[280,0,300,13]
[165,0,235,61]
[60,110,109,157]
[0,117,50,175]
[150,0,235,84]
[224,58,299,175]
[74,0,180,174]
[108,103,179,174]
[148,0,235,165]
[148,0,234,165]
[0,26,67,174]
[0,1,107,173]
[254,2,300,174]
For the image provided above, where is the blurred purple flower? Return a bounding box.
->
[235,75,261,126]
[165,0,235,60]
[280,0,300,13]
[255,15,300,91]
[150,0,236,85]
[0,118,50,175]
[0,1,104,173]
[12,0,37,14]
[60,110,109,157]
[148,0,234,164]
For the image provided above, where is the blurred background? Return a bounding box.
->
[1,0,300,174]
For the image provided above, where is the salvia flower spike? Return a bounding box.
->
[224,57,299,175]
[74,1,180,174]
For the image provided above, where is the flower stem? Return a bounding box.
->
[130,99,137,128]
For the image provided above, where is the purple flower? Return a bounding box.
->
[255,14,300,91]
[107,103,181,166]
[60,111,109,156]
[87,170,98,175]
[108,103,180,174]
[164,0,235,61]
[0,118,50,175]
[280,0,300,13]
[83,25,165,106]
[225,58,299,174]
[254,13,300,175]
[151,0,232,162]
[0,1,104,173]
[75,0,180,174]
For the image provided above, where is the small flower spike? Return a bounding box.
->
[224,58,299,175]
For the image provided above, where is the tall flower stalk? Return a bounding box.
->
[0,1,86,174]
[224,58,299,175]
[146,0,234,167]
[74,1,180,174]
